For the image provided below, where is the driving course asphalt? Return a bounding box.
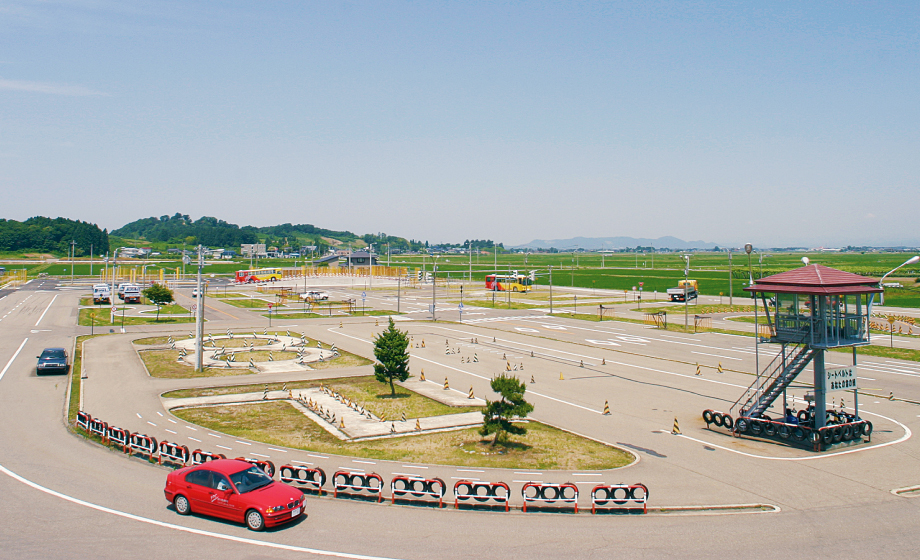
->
[1,277,919,559]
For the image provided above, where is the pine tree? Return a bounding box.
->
[372,318,410,396]
[480,374,534,446]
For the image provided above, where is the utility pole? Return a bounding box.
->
[70,240,76,285]
[684,254,690,328]
[549,265,553,314]
[194,245,205,372]
[90,244,93,277]
[431,255,439,322]
[728,249,733,307]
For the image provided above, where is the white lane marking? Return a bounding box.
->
[0,338,28,382]
[0,463,407,560]
[400,465,428,469]
[215,445,232,450]
[691,351,742,361]
[156,412,164,417]
[186,426,197,431]
[267,448,287,453]
[34,294,58,326]
[339,467,364,472]
[514,472,542,475]
[674,409,910,461]
[291,461,314,466]
[428,326,600,361]
[451,477,480,480]
[188,437,201,442]
[571,473,601,476]
[207,433,221,438]
[513,480,543,483]
[165,429,177,434]
[147,422,157,427]
[250,453,270,458]
[136,413,142,419]
[857,377,876,381]
[456,469,484,473]
[168,419,177,424]
[308,454,328,459]
[235,441,252,446]
[353,460,376,465]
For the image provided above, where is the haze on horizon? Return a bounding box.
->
[1,2,918,248]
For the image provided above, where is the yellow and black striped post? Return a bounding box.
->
[530,375,535,384]
[506,361,511,371]
[339,418,345,429]
[421,339,425,348]
[602,357,606,365]
[249,357,255,368]
[468,386,474,399]
[695,363,701,376]
[672,417,681,435]
[444,377,450,390]
[420,368,426,381]
[401,412,407,422]
[717,362,723,374]
[415,419,421,431]
[603,401,610,415]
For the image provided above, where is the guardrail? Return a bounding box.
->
[522,482,579,513]
[390,476,446,507]
[106,426,130,452]
[591,484,648,514]
[333,470,384,502]
[235,457,276,478]
[453,481,510,511]
[191,449,226,465]
[158,441,191,465]
[280,465,327,495]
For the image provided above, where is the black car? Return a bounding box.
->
[37,348,69,375]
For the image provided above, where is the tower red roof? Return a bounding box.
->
[745,264,882,295]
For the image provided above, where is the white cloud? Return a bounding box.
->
[0,78,107,96]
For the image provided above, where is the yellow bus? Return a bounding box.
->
[235,268,283,283]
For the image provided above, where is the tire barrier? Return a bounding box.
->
[728,414,870,451]
[590,484,649,514]
[702,409,733,430]
[158,441,191,466]
[235,457,276,478]
[280,465,326,494]
[107,426,131,452]
[191,449,226,465]
[333,470,384,502]
[76,411,92,431]
[390,476,447,507]
[522,482,579,513]
[128,433,158,458]
[453,481,511,512]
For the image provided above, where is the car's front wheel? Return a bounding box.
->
[174,495,191,515]
[246,509,265,531]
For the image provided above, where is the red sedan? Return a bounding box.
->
[165,459,305,530]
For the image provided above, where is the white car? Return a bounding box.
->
[300,291,329,301]
[192,288,202,297]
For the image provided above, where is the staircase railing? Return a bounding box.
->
[730,335,813,418]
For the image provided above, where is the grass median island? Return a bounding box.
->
[638,304,756,315]
[79,308,195,326]
[220,298,282,309]
[171,401,633,470]
[138,349,257,378]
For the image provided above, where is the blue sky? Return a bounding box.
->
[2,1,918,247]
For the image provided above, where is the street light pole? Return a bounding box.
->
[194,245,204,372]
[876,255,919,306]
[432,255,439,322]
[684,255,690,328]
[549,266,553,314]
[728,249,733,307]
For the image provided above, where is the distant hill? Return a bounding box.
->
[111,213,426,253]
[512,236,720,251]
[0,216,109,256]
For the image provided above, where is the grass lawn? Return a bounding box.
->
[221,298,283,309]
[214,350,299,362]
[78,308,195,326]
[138,349,257,378]
[172,401,633,470]
[638,304,757,315]
[268,309,400,318]
[208,292,247,299]
[830,344,920,363]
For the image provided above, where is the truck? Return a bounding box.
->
[122,284,142,304]
[92,284,112,304]
[667,280,698,302]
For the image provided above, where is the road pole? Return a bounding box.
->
[728,250,733,307]
[431,257,438,322]
[684,255,690,328]
[549,266,553,313]
[195,245,204,372]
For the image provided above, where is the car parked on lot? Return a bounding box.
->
[36,348,69,375]
[164,459,305,531]
[299,290,329,301]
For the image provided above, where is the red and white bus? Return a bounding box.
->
[485,274,533,292]
[235,268,283,283]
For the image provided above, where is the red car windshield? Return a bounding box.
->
[229,466,273,493]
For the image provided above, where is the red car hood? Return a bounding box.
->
[247,482,302,504]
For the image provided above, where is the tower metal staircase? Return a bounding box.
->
[731,341,816,419]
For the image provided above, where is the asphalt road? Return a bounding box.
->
[1,277,919,559]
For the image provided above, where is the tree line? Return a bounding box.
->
[0,217,109,256]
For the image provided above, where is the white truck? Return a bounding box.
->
[92,284,112,304]
[122,284,142,304]
[300,290,330,301]
[667,280,699,302]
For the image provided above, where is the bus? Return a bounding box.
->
[235,268,283,283]
[485,274,533,292]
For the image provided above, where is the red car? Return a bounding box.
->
[165,459,305,530]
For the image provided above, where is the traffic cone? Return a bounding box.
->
[672,417,681,435]
[890,391,894,400]
[420,369,426,381]
[717,362,724,374]
[695,363,701,376]
[603,401,610,415]
[503,353,506,360]
[531,375,535,383]
[375,319,379,326]
[468,386,474,399]
[422,339,425,348]
[263,328,268,335]
[401,412,407,422]
[444,377,450,390]
[415,419,421,431]
[268,351,274,361]
[531,350,534,357]
[602,357,606,365]
[559,372,564,380]
[390,423,396,433]
[473,353,478,362]
[506,361,511,371]
[339,418,345,429]
[340,321,343,328]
